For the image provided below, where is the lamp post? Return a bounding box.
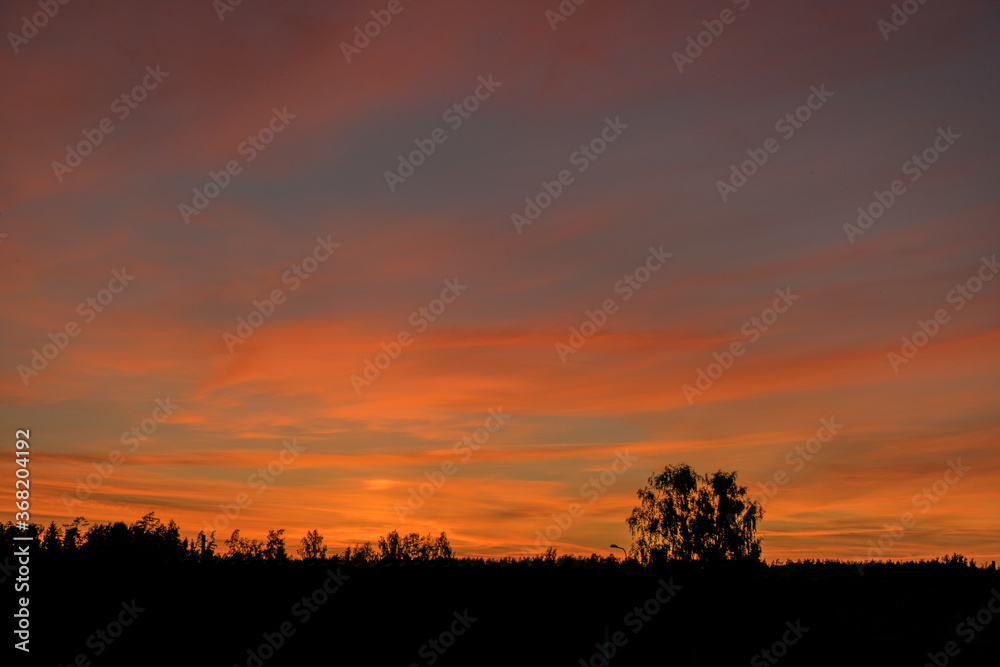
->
[604,546,629,666]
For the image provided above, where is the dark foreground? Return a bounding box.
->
[5,552,999,666]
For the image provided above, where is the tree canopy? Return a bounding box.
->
[626,463,763,564]
[297,529,327,560]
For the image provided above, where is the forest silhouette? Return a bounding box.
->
[4,465,997,666]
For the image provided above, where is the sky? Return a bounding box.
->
[1,0,998,562]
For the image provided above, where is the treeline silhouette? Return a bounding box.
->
[1,513,471,565]
[0,512,992,572]
[4,513,998,666]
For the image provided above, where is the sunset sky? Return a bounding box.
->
[2,0,998,563]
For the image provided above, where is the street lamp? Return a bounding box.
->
[610,544,628,561]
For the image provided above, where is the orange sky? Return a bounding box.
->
[1,0,998,562]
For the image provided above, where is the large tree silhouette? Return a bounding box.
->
[626,463,763,564]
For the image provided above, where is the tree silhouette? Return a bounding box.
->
[377,530,453,562]
[626,463,763,564]
[297,529,327,560]
[62,517,89,551]
[41,521,63,551]
[133,511,160,534]
[378,529,402,561]
[430,531,453,559]
[195,530,216,561]
[344,541,376,565]
[264,529,287,561]
[225,529,264,559]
